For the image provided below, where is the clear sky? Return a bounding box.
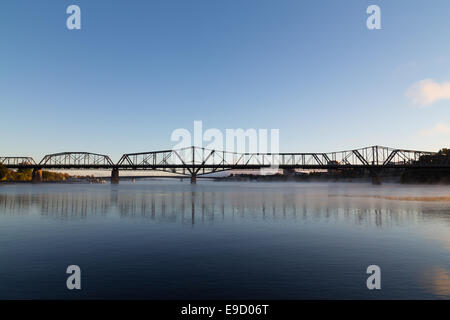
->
[1,0,450,162]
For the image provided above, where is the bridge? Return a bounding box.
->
[1,146,448,184]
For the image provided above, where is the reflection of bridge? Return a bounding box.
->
[1,146,448,184]
[0,189,433,227]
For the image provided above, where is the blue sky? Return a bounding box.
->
[1,0,450,161]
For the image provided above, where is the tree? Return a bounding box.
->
[0,164,9,180]
[16,167,32,180]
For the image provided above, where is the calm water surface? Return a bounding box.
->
[0,181,449,299]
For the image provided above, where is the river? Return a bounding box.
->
[0,181,449,299]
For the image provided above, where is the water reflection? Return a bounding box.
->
[422,267,450,297]
[1,188,449,228]
[0,183,449,299]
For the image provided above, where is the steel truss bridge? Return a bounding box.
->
[1,146,448,184]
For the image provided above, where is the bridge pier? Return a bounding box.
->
[111,167,119,184]
[32,169,42,183]
[370,169,382,185]
[371,175,382,185]
[190,174,197,184]
[283,168,296,177]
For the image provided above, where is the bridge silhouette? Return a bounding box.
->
[1,146,448,184]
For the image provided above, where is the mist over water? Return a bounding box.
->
[0,181,449,299]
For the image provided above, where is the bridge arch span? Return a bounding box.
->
[38,152,114,167]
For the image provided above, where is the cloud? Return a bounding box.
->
[419,123,450,136]
[406,79,450,106]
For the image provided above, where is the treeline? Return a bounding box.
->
[0,164,70,182]
[401,148,450,184]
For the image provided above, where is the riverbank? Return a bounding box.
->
[0,178,107,184]
[0,163,108,184]
[0,176,106,184]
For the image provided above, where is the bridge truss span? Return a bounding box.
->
[38,152,115,168]
[0,157,36,166]
[117,147,240,175]
[116,145,439,176]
